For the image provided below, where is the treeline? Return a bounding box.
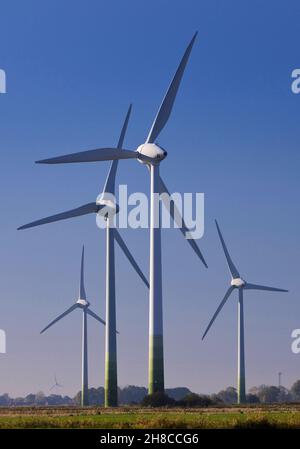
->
[0,381,300,406]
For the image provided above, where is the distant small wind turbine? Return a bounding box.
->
[202,220,288,404]
[41,246,106,406]
[50,374,63,392]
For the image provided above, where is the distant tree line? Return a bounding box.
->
[0,381,300,406]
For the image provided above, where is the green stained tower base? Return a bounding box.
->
[105,356,118,407]
[238,375,246,404]
[81,388,89,407]
[148,335,164,394]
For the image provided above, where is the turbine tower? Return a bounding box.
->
[41,246,106,406]
[202,220,288,404]
[33,33,207,394]
[18,105,149,407]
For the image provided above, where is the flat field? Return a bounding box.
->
[0,405,300,429]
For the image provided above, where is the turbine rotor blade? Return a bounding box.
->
[36,148,138,164]
[159,176,207,268]
[147,32,197,143]
[86,308,106,326]
[40,304,79,334]
[114,229,150,288]
[215,220,240,278]
[79,245,86,300]
[18,202,99,230]
[102,104,132,196]
[117,104,132,149]
[202,286,235,340]
[244,283,288,293]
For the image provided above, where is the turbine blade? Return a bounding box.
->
[36,148,137,164]
[86,308,106,326]
[79,245,86,300]
[215,220,240,278]
[245,283,288,293]
[40,304,79,334]
[117,104,132,149]
[18,202,99,230]
[147,32,197,143]
[202,286,235,340]
[159,176,208,268]
[102,105,132,196]
[114,229,150,288]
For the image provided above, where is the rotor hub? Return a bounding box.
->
[231,277,246,288]
[136,143,167,165]
[77,299,90,307]
[96,194,119,217]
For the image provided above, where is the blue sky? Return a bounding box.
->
[0,0,299,397]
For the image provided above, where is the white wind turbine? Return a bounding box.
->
[32,33,207,394]
[18,105,149,406]
[50,374,63,392]
[202,220,288,404]
[41,246,106,406]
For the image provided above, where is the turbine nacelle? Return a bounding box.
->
[231,277,246,288]
[96,194,120,217]
[76,298,90,307]
[136,143,167,165]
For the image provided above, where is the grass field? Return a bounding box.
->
[0,405,300,429]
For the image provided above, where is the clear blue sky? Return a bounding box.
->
[0,0,299,397]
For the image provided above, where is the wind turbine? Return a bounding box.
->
[202,220,288,404]
[41,246,105,406]
[32,33,207,395]
[50,374,63,392]
[18,105,149,407]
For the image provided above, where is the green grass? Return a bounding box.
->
[0,406,300,428]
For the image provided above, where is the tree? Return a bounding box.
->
[35,391,46,405]
[73,387,105,406]
[24,393,36,405]
[166,388,192,401]
[178,393,213,407]
[278,386,292,403]
[253,385,282,403]
[46,394,73,406]
[14,397,25,406]
[88,387,105,405]
[216,387,237,404]
[0,394,11,406]
[246,393,260,404]
[119,386,147,405]
[291,380,300,401]
[210,394,224,405]
[141,392,175,407]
